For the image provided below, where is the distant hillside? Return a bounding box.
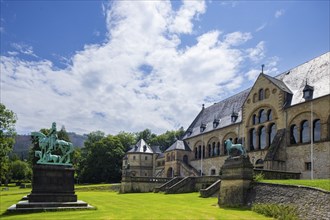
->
[12,132,87,159]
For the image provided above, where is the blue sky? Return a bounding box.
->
[1,0,329,135]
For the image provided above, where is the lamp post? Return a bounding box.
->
[200,124,206,176]
[310,101,314,180]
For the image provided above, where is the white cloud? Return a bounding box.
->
[169,0,206,34]
[10,42,38,57]
[1,0,269,135]
[256,23,267,32]
[275,9,285,18]
[247,41,266,62]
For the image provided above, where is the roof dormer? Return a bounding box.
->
[303,82,314,101]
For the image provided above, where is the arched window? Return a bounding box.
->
[202,145,205,158]
[198,145,201,159]
[265,88,270,99]
[259,89,264,101]
[208,144,211,157]
[212,142,216,156]
[217,142,220,156]
[301,120,310,143]
[249,128,256,151]
[224,141,228,155]
[267,109,273,121]
[255,159,264,169]
[252,114,257,125]
[194,148,198,159]
[259,126,267,149]
[253,93,257,103]
[269,123,276,145]
[183,155,188,164]
[259,109,267,123]
[313,119,321,141]
[290,124,298,144]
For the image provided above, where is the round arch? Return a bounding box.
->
[247,104,278,126]
[167,167,174,178]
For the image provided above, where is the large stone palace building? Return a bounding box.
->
[122,52,330,179]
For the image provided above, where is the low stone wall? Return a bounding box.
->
[254,169,300,179]
[247,182,330,220]
[120,177,171,193]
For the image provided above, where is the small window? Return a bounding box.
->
[210,169,216,175]
[145,156,148,160]
[313,119,321,141]
[290,124,298,144]
[301,120,310,143]
[133,156,136,160]
[259,109,267,123]
[305,162,312,171]
[252,114,257,125]
[259,89,264,101]
[267,109,273,121]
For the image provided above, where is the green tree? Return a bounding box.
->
[150,127,185,151]
[79,134,124,183]
[0,103,17,184]
[10,160,32,183]
[135,129,157,144]
[57,126,70,142]
[115,131,136,152]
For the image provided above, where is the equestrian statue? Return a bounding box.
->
[32,122,73,165]
[224,138,247,158]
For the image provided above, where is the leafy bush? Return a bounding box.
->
[253,173,265,182]
[252,203,298,220]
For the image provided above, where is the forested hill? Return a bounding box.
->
[13,132,87,159]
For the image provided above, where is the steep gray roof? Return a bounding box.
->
[183,52,329,140]
[127,139,154,154]
[276,52,329,106]
[183,89,250,139]
[165,140,191,152]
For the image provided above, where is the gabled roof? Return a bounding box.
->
[127,139,154,154]
[262,74,292,94]
[165,140,191,152]
[183,89,250,139]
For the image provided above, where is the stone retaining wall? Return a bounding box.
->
[247,182,330,220]
[120,177,171,193]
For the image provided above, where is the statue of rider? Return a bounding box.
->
[44,122,58,161]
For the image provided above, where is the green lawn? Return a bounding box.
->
[0,185,271,220]
[260,179,330,191]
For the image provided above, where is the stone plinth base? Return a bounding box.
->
[7,200,94,212]
[218,156,253,207]
[29,164,76,202]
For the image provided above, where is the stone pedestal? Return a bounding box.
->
[8,164,93,212]
[218,156,253,207]
[28,165,77,202]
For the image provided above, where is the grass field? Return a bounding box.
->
[0,184,272,220]
[260,179,330,191]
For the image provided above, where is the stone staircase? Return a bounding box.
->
[154,177,183,193]
[155,168,164,177]
[200,179,221,198]
[178,160,200,176]
[165,176,220,194]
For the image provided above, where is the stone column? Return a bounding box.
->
[218,156,253,207]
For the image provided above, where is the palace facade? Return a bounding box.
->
[122,52,330,179]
